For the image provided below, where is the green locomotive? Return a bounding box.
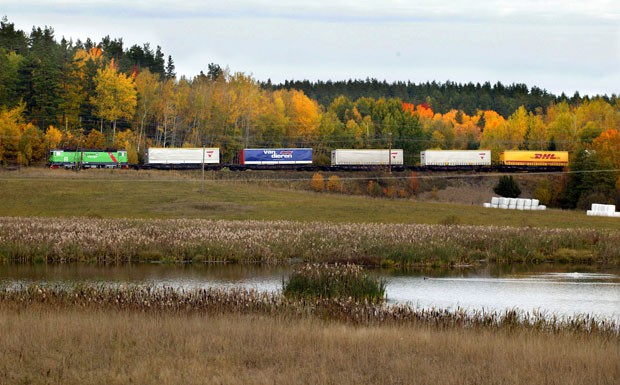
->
[49,149,128,169]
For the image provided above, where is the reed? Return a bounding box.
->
[1,217,619,266]
[1,283,616,338]
[283,263,386,303]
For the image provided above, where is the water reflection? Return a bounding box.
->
[1,263,618,322]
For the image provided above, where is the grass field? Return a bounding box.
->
[1,168,619,229]
[0,306,617,385]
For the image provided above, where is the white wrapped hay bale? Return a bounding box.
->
[508,198,517,209]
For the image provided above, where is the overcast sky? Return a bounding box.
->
[4,0,620,96]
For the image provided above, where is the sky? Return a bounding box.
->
[4,0,620,96]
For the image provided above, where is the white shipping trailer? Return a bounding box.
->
[331,149,404,166]
[420,150,491,166]
[147,148,220,164]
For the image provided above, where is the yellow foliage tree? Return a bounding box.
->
[18,124,45,165]
[0,104,26,164]
[114,129,139,164]
[84,130,106,150]
[283,89,321,142]
[480,110,508,162]
[44,126,63,150]
[92,61,137,143]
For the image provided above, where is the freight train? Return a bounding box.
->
[48,148,569,172]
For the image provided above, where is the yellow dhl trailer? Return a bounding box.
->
[499,151,569,167]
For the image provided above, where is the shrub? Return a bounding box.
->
[326,175,341,192]
[310,173,324,192]
[408,171,419,195]
[367,180,381,197]
[533,179,552,205]
[283,263,386,303]
[493,176,521,198]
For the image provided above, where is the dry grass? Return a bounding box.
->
[0,306,617,385]
[2,216,619,265]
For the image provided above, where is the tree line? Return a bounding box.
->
[269,79,617,119]
[0,17,619,208]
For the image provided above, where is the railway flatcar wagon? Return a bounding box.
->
[146,147,220,168]
[239,148,313,165]
[420,150,491,167]
[49,149,128,169]
[500,151,569,167]
[331,149,404,166]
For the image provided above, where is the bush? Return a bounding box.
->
[326,175,341,192]
[283,263,386,303]
[408,171,419,195]
[493,176,521,198]
[310,173,324,192]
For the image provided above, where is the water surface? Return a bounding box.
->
[1,263,618,322]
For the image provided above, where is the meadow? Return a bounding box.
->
[1,167,619,229]
[0,304,617,385]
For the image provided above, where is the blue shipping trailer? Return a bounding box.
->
[240,148,313,165]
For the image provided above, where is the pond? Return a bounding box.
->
[1,263,619,322]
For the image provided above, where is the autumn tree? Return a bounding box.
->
[592,129,620,179]
[92,60,137,143]
[44,125,63,150]
[18,124,44,165]
[114,129,139,164]
[480,110,508,162]
[134,68,159,152]
[84,129,106,149]
[0,104,25,163]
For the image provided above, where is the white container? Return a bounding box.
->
[420,150,491,166]
[491,197,500,205]
[531,199,539,209]
[483,203,492,208]
[331,149,404,166]
[538,205,547,210]
[147,148,220,164]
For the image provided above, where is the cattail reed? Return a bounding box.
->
[1,283,617,338]
[283,263,386,303]
[1,217,618,266]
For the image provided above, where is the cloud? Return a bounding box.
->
[5,0,620,24]
[4,0,619,95]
